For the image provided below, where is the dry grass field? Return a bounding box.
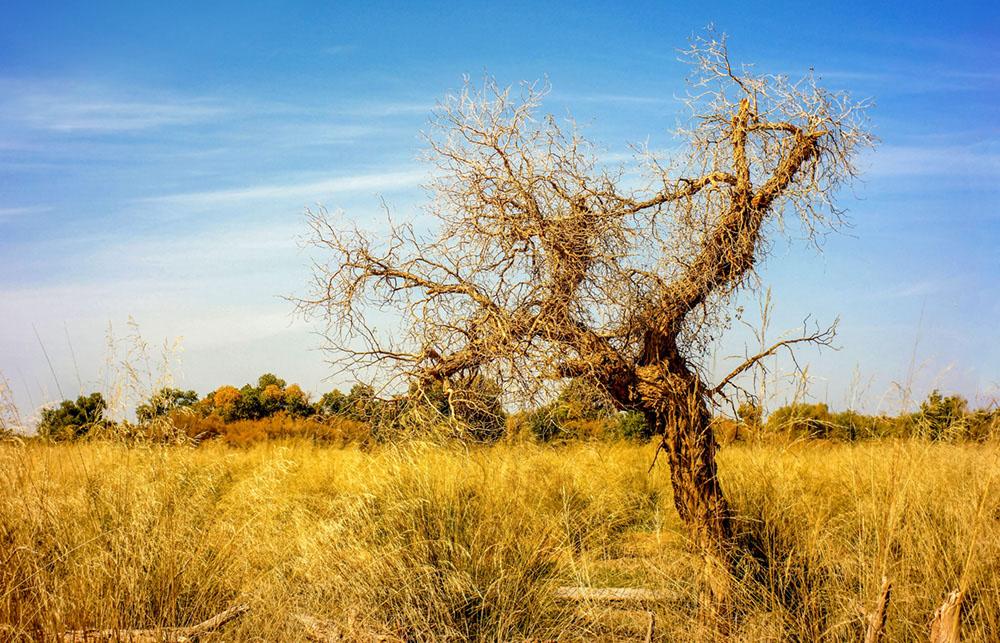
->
[1,439,998,641]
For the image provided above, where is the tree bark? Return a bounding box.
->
[638,362,734,633]
[929,590,963,643]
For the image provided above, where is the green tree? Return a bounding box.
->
[236,384,264,420]
[917,390,968,440]
[282,383,313,417]
[316,389,348,416]
[344,383,377,422]
[39,393,107,441]
[257,373,287,390]
[136,387,198,422]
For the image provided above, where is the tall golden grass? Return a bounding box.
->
[1,439,997,641]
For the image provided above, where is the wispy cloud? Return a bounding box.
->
[0,79,227,133]
[342,101,434,117]
[865,143,1000,178]
[0,205,50,219]
[139,169,426,206]
[323,44,356,56]
[25,99,225,133]
[564,93,674,106]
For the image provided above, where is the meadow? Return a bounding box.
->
[2,438,997,642]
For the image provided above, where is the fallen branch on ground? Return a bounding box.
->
[60,604,249,643]
[554,586,677,603]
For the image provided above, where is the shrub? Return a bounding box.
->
[616,410,654,442]
[523,378,620,442]
[916,390,967,440]
[168,409,227,441]
[712,417,741,445]
[136,387,198,422]
[410,375,507,442]
[524,404,565,442]
[38,393,107,441]
[766,403,832,439]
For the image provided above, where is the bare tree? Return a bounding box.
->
[295,30,874,625]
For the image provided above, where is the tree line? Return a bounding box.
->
[35,374,999,444]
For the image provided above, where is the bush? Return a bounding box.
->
[524,404,567,442]
[616,411,654,442]
[916,390,967,440]
[136,388,198,422]
[766,403,832,439]
[167,410,227,441]
[409,375,507,442]
[38,393,107,441]
[168,409,369,446]
[524,378,620,442]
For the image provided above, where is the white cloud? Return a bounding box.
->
[0,205,50,219]
[323,44,356,56]
[0,79,228,133]
[864,144,1000,178]
[561,92,674,106]
[139,169,426,206]
[27,100,226,132]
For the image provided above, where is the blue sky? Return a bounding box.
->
[1,0,998,424]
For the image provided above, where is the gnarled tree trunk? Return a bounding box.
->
[637,361,734,630]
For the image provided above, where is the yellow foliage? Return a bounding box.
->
[284,383,307,405]
[169,411,370,447]
[213,385,240,407]
[262,384,284,403]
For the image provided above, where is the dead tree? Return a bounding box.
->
[295,30,873,626]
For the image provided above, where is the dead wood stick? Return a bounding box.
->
[183,604,249,637]
[864,577,892,643]
[294,612,404,643]
[929,590,964,643]
[644,610,655,643]
[60,604,249,643]
[553,586,676,603]
[294,613,340,643]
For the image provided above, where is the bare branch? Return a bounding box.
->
[711,320,838,397]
